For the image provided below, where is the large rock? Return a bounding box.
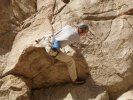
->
[100,15,133,97]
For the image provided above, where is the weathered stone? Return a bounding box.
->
[0,75,31,100]
[0,0,37,77]
[11,0,37,22]
[52,0,133,98]
[0,0,15,77]
[1,0,133,99]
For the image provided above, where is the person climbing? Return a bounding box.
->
[36,23,89,84]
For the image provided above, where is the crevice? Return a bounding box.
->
[54,3,66,15]
[102,20,113,43]
[82,15,117,21]
[51,1,67,24]
[53,0,56,15]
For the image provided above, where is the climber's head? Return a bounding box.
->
[78,23,89,36]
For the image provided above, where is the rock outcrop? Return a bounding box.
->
[0,0,133,100]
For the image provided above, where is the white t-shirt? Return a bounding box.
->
[54,25,80,48]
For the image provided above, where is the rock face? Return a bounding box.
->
[0,75,30,100]
[0,0,133,100]
[0,0,37,76]
[11,0,37,22]
[0,0,13,75]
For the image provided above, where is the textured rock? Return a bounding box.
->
[51,0,133,98]
[0,0,37,53]
[11,0,37,22]
[0,0,15,77]
[83,15,133,99]
[4,46,88,88]
[1,0,133,100]
[100,15,133,96]
[0,75,30,100]
[0,0,37,77]
[0,0,11,33]
[0,53,9,77]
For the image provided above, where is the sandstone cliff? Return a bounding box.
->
[0,0,133,100]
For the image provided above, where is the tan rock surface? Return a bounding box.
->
[0,0,133,100]
[0,0,15,78]
[51,0,133,99]
[11,0,37,22]
[0,75,30,100]
[0,0,37,76]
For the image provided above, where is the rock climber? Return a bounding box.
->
[36,23,89,84]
